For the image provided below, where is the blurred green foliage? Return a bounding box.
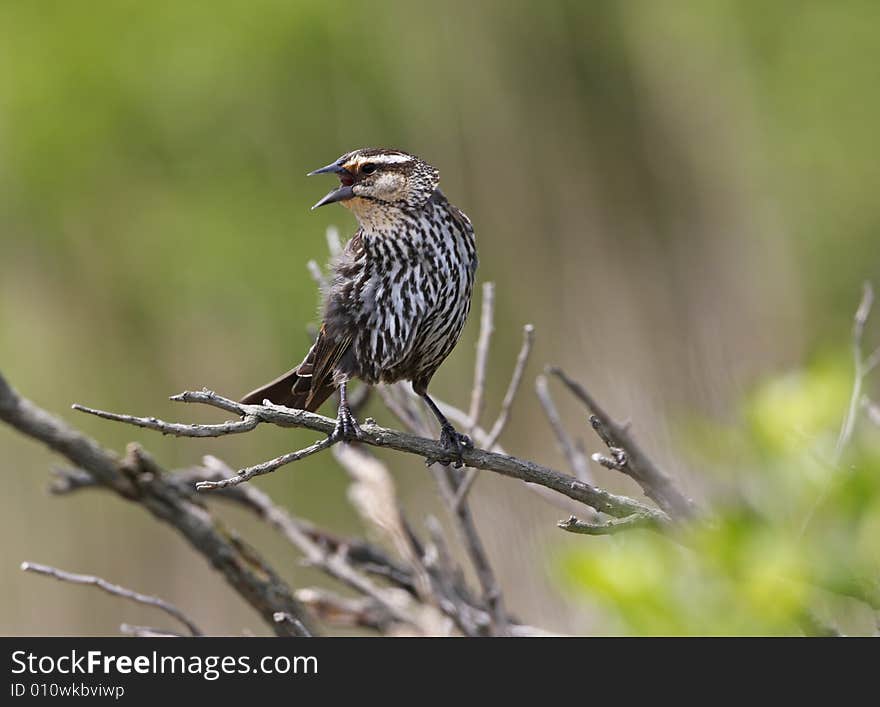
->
[560,358,880,635]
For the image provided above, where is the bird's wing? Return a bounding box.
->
[303,323,352,410]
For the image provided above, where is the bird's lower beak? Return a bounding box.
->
[308,160,356,209]
[311,184,355,210]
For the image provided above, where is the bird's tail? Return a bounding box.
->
[239,343,336,412]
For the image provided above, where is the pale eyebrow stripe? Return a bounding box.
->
[359,153,412,165]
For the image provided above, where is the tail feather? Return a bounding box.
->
[240,348,336,412]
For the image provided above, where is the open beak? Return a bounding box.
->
[308,160,355,210]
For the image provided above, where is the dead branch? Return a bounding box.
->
[835,282,875,462]
[557,513,658,536]
[72,390,666,523]
[21,562,203,636]
[0,372,314,637]
[535,373,593,484]
[546,367,696,519]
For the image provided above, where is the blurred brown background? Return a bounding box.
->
[2,0,879,635]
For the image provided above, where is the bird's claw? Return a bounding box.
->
[328,405,364,444]
[438,425,472,468]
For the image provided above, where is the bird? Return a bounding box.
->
[241,147,478,465]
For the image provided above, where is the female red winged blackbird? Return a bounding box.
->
[241,148,478,465]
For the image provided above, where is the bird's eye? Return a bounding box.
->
[361,163,377,175]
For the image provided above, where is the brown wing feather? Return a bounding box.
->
[303,324,352,409]
[239,324,348,412]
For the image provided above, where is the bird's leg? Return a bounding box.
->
[329,381,363,443]
[419,392,472,468]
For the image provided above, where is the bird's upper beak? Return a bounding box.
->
[308,160,355,210]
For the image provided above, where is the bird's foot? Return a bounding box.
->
[328,404,364,444]
[437,424,472,468]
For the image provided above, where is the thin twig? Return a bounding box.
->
[486,324,535,448]
[557,513,656,536]
[455,324,535,507]
[71,404,259,438]
[801,283,877,539]
[432,467,508,636]
[467,282,495,431]
[176,457,419,594]
[535,373,593,483]
[834,281,874,463]
[21,562,203,636]
[547,367,695,519]
[379,368,510,636]
[195,437,334,490]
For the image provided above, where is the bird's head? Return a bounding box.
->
[309,148,440,220]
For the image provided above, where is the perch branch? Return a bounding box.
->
[21,562,203,636]
[72,389,667,523]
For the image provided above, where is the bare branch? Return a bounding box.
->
[195,437,334,490]
[331,444,431,600]
[0,373,315,636]
[468,282,495,431]
[535,373,593,484]
[557,513,657,536]
[182,458,420,594]
[419,516,491,635]
[547,367,695,520]
[176,457,443,634]
[486,324,535,448]
[455,323,535,507]
[70,403,260,438]
[802,283,878,540]
[72,389,666,523]
[432,466,508,635]
[834,281,874,462]
[21,562,203,636]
